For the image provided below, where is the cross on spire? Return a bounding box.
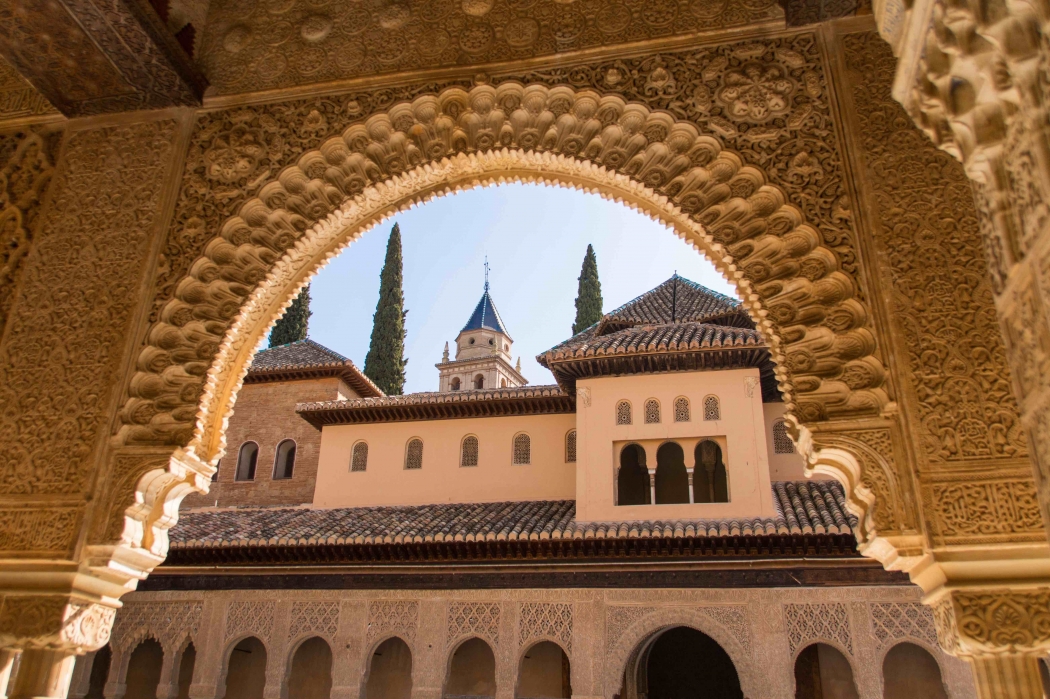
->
[484,256,490,292]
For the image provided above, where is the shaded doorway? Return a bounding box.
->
[643,627,742,699]
[175,643,196,699]
[617,444,650,506]
[794,644,858,699]
[654,442,688,504]
[694,440,728,503]
[124,639,164,699]
[445,638,496,699]
[224,637,267,699]
[288,637,333,699]
[364,637,413,699]
[881,643,947,699]
[517,641,570,699]
[85,645,111,699]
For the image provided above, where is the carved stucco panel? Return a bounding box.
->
[0,126,61,336]
[196,0,785,95]
[843,31,1027,466]
[0,118,178,518]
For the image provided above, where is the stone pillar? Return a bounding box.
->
[967,655,1044,699]
[155,651,178,699]
[0,650,19,699]
[188,599,226,699]
[68,652,95,699]
[103,644,127,699]
[8,650,76,699]
[413,599,446,699]
[264,602,292,699]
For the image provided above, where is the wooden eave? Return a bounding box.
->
[245,364,382,398]
[297,392,576,427]
[162,531,861,568]
[544,347,769,391]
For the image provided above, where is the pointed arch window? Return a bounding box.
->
[674,397,690,422]
[351,441,368,471]
[616,401,632,425]
[513,433,531,465]
[461,435,479,467]
[235,442,258,481]
[644,399,661,424]
[272,439,296,479]
[565,430,577,463]
[405,439,424,470]
[703,395,721,421]
[773,419,795,454]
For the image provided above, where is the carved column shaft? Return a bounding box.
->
[967,654,1044,699]
[9,650,76,699]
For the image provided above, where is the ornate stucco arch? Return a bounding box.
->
[105,82,895,580]
[605,607,758,699]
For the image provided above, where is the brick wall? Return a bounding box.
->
[184,376,358,508]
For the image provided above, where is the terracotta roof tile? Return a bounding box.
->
[247,339,383,397]
[171,481,855,549]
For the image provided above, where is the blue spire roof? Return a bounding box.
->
[461,289,511,338]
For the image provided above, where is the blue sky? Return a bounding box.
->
[287,183,737,394]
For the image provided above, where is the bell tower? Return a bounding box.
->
[436,263,527,391]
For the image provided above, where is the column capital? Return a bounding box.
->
[0,596,115,654]
[931,587,1050,657]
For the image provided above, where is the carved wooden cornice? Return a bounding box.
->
[297,385,575,426]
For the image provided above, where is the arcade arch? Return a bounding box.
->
[363,637,413,699]
[108,84,897,594]
[286,637,333,699]
[223,637,267,699]
[123,639,163,699]
[445,638,497,699]
[619,626,742,699]
[793,643,859,699]
[517,641,570,699]
[881,642,948,699]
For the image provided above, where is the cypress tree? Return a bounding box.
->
[364,223,408,395]
[269,285,312,347]
[572,244,603,334]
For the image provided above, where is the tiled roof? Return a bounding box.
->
[246,340,383,398]
[595,275,751,336]
[462,290,510,338]
[297,385,573,426]
[541,321,765,361]
[171,481,854,549]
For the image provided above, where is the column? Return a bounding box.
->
[641,444,658,506]
[155,651,178,699]
[412,599,446,699]
[680,438,700,506]
[0,650,18,699]
[8,650,76,699]
[264,602,292,699]
[67,652,95,699]
[102,644,127,699]
[188,598,226,699]
[968,654,1044,699]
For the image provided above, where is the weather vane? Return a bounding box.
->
[484,256,490,292]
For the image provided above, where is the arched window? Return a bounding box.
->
[703,395,721,421]
[461,435,479,467]
[616,400,632,425]
[500,378,507,387]
[674,397,690,422]
[474,374,485,389]
[351,441,368,472]
[617,444,650,506]
[565,430,577,463]
[773,419,794,454]
[450,377,461,391]
[513,433,531,464]
[272,439,296,479]
[235,442,258,481]
[405,438,423,470]
[694,440,728,503]
[655,442,689,504]
[644,399,661,424]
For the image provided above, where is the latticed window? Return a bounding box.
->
[405,438,424,470]
[644,399,661,424]
[351,441,368,472]
[674,397,690,422]
[773,419,795,454]
[461,435,479,467]
[616,400,632,425]
[704,395,721,421]
[565,430,577,463]
[513,433,531,464]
